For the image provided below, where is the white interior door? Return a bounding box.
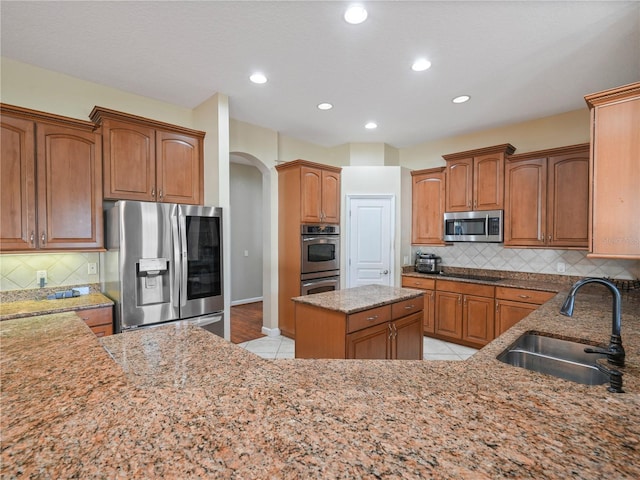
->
[347,196,394,287]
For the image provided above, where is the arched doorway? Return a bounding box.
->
[229,152,278,341]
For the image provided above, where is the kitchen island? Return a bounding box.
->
[292,284,425,359]
[1,288,639,478]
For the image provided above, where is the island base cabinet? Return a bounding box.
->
[295,295,423,360]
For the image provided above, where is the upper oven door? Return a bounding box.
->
[301,235,340,274]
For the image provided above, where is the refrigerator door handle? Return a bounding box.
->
[171,211,181,309]
[178,211,188,308]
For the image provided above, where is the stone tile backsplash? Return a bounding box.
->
[412,243,639,280]
[0,253,101,291]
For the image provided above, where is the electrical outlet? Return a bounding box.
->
[87,262,98,275]
[36,270,47,285]
[556,262,566,273]
[244,250,249,257]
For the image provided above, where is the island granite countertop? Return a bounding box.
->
[1,287,639,478]
[291,284,425,314]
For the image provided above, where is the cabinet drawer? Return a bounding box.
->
[76,307,113,328]
[391,296,424,320]
[90,323,114,338]
[437,279,494,297]
[401,276,436,290]
[495,287,555,305]
[347,305,391,333]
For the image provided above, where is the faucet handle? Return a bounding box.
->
[595,362,624,393]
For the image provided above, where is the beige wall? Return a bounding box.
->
[400,109,590,169]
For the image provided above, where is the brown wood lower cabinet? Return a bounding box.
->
[434,280,495,348]
[76,306,114,337]
[401,276,435,334]
[495,287,555,336]
[295,296,424,359]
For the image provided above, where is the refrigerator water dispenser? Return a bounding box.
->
[136,258,169,306]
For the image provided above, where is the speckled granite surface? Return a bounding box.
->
[0,292,113,321]
[291,284,425,313]
[2,288,639,478]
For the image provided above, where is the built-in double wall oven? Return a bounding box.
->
[300,224,340,296]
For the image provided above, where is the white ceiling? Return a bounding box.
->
[1,1,639,148]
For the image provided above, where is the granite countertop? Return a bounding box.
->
[2,289,639,478]
[291,284,425,314]
[0,292,113,321]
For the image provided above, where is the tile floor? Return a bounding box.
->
[237,335,478,361]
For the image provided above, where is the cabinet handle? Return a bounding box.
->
[30,232,35,244]
[393,324,398,338]
[388,324,393,339]
[159,189,163,199]
[474,199,477,209]
[548,235,552,241]
[458,296,462,305]
[41,232,46,245]
[496,302,500,312]
[151,187,156,198]
[404,304,414,310]
[430,292,435,299]
[366,315,379,321]
[518,294,530,299]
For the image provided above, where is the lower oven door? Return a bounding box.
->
[301,276,340,296]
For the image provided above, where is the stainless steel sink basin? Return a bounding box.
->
[497,332,609,385]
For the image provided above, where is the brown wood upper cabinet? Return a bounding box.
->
[411,167,446,245]
[90,107,205,205]
[585,82,640,259]
[443,144,515,212]
[504,144,590,248]
[299,164,341,224]
[1,104,103,252]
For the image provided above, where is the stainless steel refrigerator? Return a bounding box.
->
[103,200,224,336]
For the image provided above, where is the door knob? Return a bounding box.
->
[381,270,389,275]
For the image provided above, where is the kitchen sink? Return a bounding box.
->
[497,332,610,385]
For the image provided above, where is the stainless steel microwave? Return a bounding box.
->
[443,210,503,242]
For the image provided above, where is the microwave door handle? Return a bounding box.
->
[171,212,181,309]
[485,214,489,238]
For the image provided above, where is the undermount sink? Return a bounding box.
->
[497,332,610,385]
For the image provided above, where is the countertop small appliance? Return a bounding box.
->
[415,253,441,274]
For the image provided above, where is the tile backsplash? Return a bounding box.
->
[412,244,639,279]
[0,253,100,291]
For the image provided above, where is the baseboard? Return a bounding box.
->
[230,296,263,306]
[261,326,281,337]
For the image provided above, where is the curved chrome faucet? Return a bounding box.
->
[560,277,625,367]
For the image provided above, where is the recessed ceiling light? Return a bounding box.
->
[344,5,368,24]
[365,122,377,129]
[317,103,333,110]
[452,95,470,104]
[411,59,432,72]
[249,72,267,84]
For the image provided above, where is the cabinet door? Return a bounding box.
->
[495,300,537,336]
[36,122,103,250]
[412,171,445,244]
[0,115,36,251]
[321,170,340,223]
[547,152,589,248]
[590,95,640,258]
[423,290,436,334]
[300,166,322,223]
[76,307,114,337]
[393,312,423,360]
[446,158,473,212]
[462,295,494,347]
[156,130,202,205]
[102,119,156,201]
[347,321,391,359]
[434,291,462,339]
[504,158,547,246]
[474,153,504,210]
